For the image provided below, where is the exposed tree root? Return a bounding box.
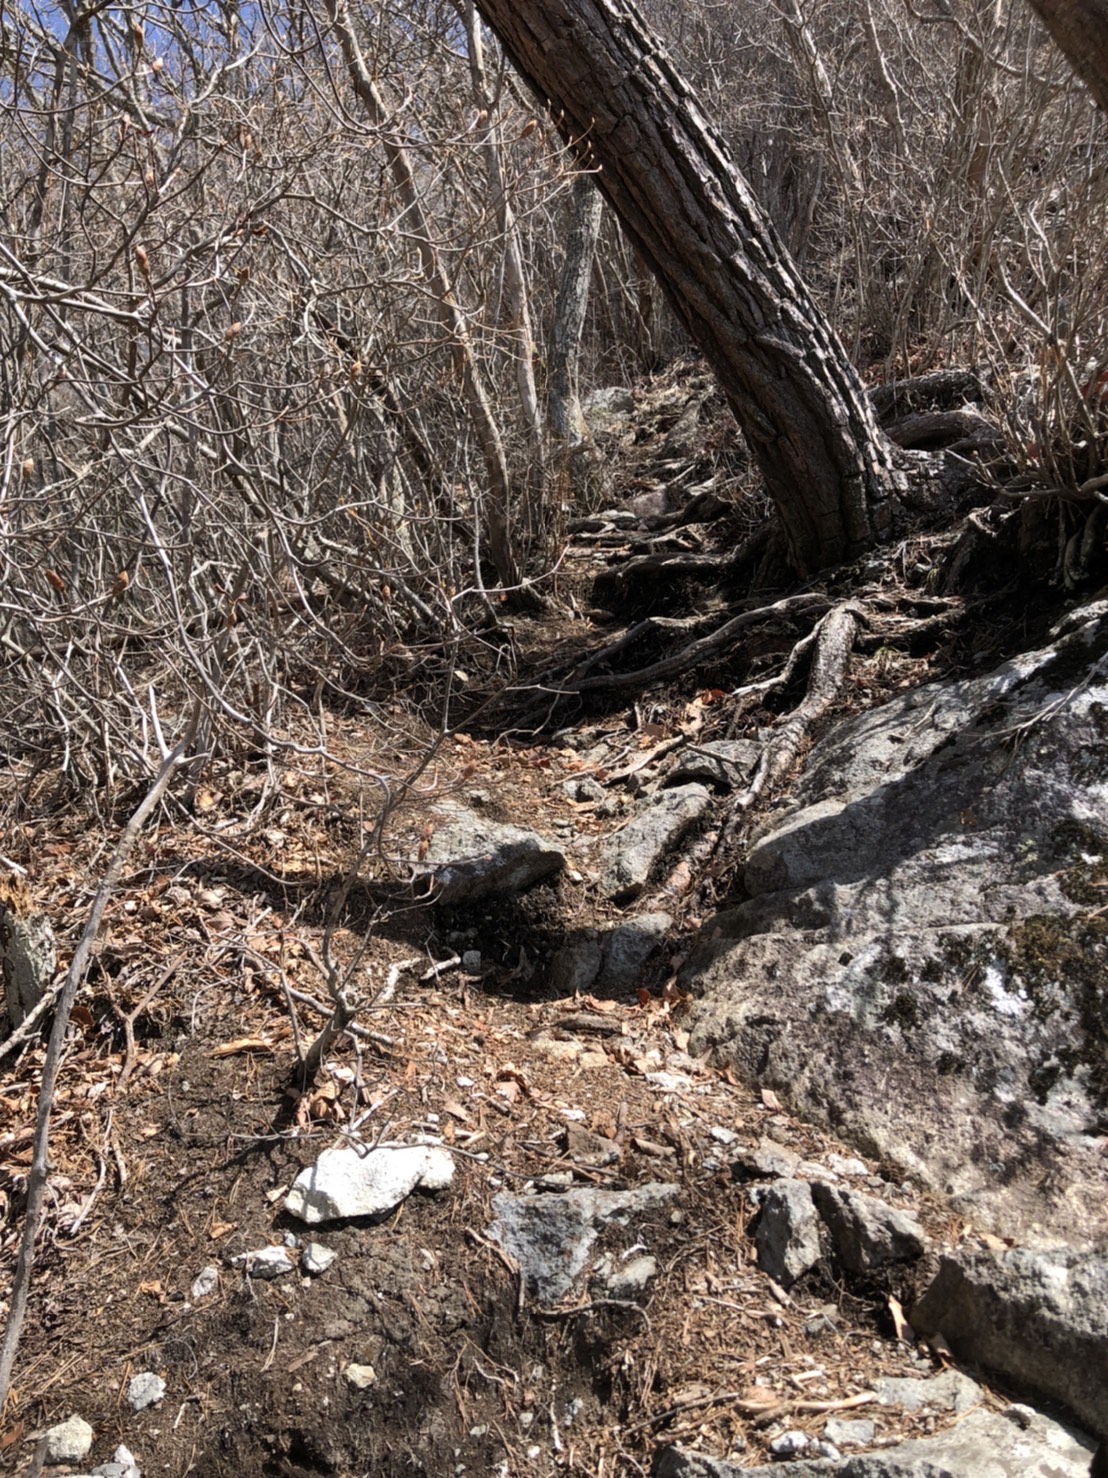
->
[869,368,988,421]
[561,591,830,695]
[732,602,862,812]
[884,407,1004,458]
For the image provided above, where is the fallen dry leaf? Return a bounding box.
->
[0,1421,25,1452]
[760,1088,782,1111]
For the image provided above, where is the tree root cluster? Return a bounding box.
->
[510,538,966,851]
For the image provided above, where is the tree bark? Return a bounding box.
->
[471,0,899,574]
[548,174,604,445]
[1027,0,1108,117]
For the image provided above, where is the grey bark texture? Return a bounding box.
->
[471,0,899,574]
[548,175,604,445]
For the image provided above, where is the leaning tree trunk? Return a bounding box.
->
[1026,0,1108,117]
[471,0,899,575]
[548,175,604,446]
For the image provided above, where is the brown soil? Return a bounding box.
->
[0,713,1002,1478]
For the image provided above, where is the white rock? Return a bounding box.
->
[285,1143,455,1225]
[606,1254,658,1300]
[232,1246,295,1279]
[301,1242,337,1275]
[769,1429,810,1458]
[190,1265,219,1300]
[111,1443,141,1476]
[644,1071,696,1092]
[343,1362,376,1389]
[45,1414,94,1463]
[826,1154,869,1177]
[127,1372,165,1411]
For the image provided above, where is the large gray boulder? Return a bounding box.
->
[547,912,672,995]
[653,1403,1096,1475]
[912,1246,1108,1439]
[600,784,712,902]
[684,602,1108,1246]
[811,1183,926,1275]
[416,803,565,903]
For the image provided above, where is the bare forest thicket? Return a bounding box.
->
[1,0,1106,810]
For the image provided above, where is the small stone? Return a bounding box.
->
[564,1124,620,1168]
[599,784,711,902]
[826,1154,869,1177]
[644,1070,696,1092]
[667,739,759,791]
[768,1429,809,1458]
[44,1415,94,1463]
[803,1312,838,1338]
[491,1183,678,1305]
[605,1254,658,1300]
[731,1139,801,1181]
[535,1171,575,1190]
[417,804,565,903]
[563,776,606,803]
[343,1362,377,1389]
[461,950,482,971]
[91,1442,142,1477]
[302,1242,337,1275]
[547,935,603,995]
[232,1246,295,1279]
[597,912,672,991]
[797,1159,836,1181]
[190,1265,219,1300]
[534,1037,583,1063]
[812,1182,927,1274]
[754,1179,822,1287]
[127,1372,166,1412]
[824,1416,874,1448]
[874,1369,982,1413]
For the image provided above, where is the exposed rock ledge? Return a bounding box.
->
[684,600,1108,1249]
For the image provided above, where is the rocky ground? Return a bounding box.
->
[1,372,1104,1477]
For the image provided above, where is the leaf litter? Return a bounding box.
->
[0,706,1000,1476]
